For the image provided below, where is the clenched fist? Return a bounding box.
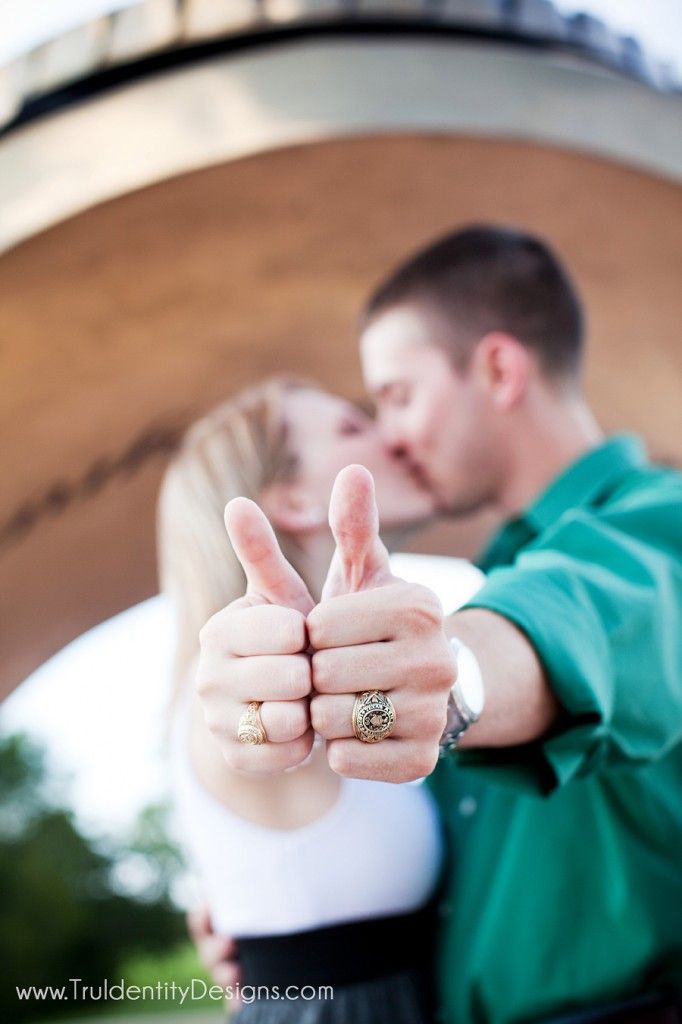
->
[195,496,316,774]
[196,465,456,782]
[309,465,455,783]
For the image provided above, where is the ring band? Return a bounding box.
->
[237,701,268,745]
[352,690,396,743]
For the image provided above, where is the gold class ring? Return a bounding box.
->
[237,701,268,745]
[352,690,396,743]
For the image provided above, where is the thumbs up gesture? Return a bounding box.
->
[309,466,455,784]
[195,497,316,774]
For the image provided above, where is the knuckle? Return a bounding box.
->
[196,668,230,704]
[420,583,444,614]
[223,745,247,773]
[327,742,351,776]
[292,729,314,759]
[405,746,438,780]
[286,699,310,737]
[404,585,443,634]
[410,698,448,736]
[437,642,458,686]
[238,657,265,695]
[309,695,333,735]
[419,648,455,691]
[288,656,312,699]
[367,753,397,783]
[277,732,313,771]
[277,608,307,653]
[202,706,226,737]
[417,745,440,778]
[227,744,277,776]
[199,613,222,648]
[195,671,213,700]
[306,607,326,650]
[429,701,449,736]
[311,650,333,691]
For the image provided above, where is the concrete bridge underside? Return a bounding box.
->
[1,37,680,700]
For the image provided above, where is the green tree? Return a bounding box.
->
[0,732,187,1022]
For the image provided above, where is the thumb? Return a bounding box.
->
[321,465,393,601]
[225,497,314,614]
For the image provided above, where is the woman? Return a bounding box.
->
[158,377,482,1023]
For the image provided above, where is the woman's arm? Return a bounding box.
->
[186,688,341,830]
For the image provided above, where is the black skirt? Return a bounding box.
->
[230,902,438,1024]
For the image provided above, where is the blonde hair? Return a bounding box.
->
[157,376,312,712]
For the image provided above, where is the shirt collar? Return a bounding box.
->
[476,434,647,571]
[522,433,647,533]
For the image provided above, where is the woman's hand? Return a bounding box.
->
[187,904,241,1008]
[197,465,454,783]
[195,497,316,774]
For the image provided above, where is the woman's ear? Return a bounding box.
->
[259,482,327,534]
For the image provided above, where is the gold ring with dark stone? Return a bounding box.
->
[352,690,396,743]
[237,701,268,745]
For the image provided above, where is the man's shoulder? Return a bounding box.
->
[535,458,682,563]
[608,458,682,508]
[597,459,682,545]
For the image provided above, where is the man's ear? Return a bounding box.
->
[259,481,327,534]
[474,331,532,411]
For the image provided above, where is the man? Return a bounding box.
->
[195,225,682,1020]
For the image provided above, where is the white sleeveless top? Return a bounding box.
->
[170,554,484,937]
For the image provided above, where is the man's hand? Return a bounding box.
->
[309,465,455,783]
[195,497,316,774]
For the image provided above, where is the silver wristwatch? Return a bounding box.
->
[439,637,485,754]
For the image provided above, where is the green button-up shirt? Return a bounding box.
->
[427,434,682,1024]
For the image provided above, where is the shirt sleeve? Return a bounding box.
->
[453,488,682,795]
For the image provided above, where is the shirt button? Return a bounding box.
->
[458,796,477,817]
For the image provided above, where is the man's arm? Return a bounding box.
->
[445,607,562,748]
[309,466,562,781]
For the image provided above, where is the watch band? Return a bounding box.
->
[439,637,484,754]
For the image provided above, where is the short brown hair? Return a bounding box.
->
[362,224,585,380]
